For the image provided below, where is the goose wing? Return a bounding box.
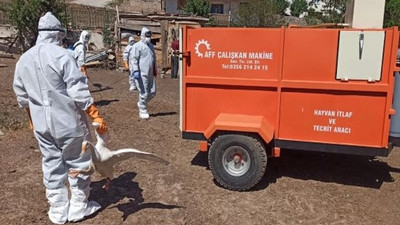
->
[108,148,169,166]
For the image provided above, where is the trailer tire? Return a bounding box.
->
[208,134,267,191]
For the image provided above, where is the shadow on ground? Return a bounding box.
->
[89,172,182,221]
[91,83,113,93]
[150,112,177,117]
[95,99,120,106]
[190,149,400,191]
[191,151,209,169]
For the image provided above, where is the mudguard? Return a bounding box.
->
[204,113,275,144]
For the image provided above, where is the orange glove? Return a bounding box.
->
[85,104,107,134]
[80,66,88,76]
[124,61,129,69]
[25,108,33,130]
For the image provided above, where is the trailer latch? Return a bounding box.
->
[359,32,364,60]
[176,51,191,58]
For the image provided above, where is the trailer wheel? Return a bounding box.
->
[208,134,267,191]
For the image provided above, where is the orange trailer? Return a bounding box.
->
[180,26,400,191]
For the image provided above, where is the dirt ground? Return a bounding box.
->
[1,56,400,225]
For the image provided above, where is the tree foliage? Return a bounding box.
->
[102,9,113,48]
[384,0,400,28]
[232,0,286,27]
[276,0,290,15]
[182,0,210,18]
[321,0,347,22]
[290,0,308,17]
[1,0,66,50]
[305,0,347,25]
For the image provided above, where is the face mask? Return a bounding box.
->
[56,29,66,46]
[84,34,90,43]
[144,31,152,38]
[57,32,66,43]
[60,27,67,38]
[144,37,151,44]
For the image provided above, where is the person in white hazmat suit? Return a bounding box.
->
[12,12,107,224]
[73,30,90,76]
[123,36,137,91]
[130,27,157,119]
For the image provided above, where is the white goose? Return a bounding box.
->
[69,123,169,190]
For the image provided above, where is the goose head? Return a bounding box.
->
[92,122,110,150]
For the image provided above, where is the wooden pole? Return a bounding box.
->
[0,53,14,59]
[115,5,120,68]
[160,19,168,71]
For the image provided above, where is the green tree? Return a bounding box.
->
[1,0,67,51]
[102,8,113,48]
[290,0,308,17]
[384,0,400,28]
[232,0,286,27]
[182,0,210,18]
[276,0,290,15]
[305,7,323,25]
[321,0,347,23]
[305,0,348,24]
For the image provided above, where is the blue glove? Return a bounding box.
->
[133,70,140,79]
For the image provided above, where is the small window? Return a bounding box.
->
[211,4,224,14]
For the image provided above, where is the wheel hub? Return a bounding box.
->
[233,154,242,163]
[222,146,250,177]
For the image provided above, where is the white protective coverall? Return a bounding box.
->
[73,30,90,75]
[123,36,137,91]
[129,27,157,119]
[13,12,101,224]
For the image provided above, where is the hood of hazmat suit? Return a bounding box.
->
[36,12,66,46]
[80,30,91,44]
[141,27,152,44]
[129,36,135,45]
[123,36,135,62]
[73,30,90,67]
